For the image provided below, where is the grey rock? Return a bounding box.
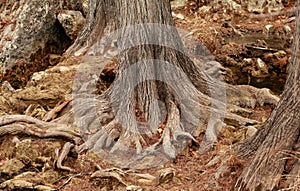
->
[245,126,258,138]
[0,0,61,73]
[57,10,85,41]
[0,0,83,77]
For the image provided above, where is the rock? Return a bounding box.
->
[0,0,84,88]
[198,6,212,13]
[171,12,185,20]
[242,58,253,66]
[222,0,242,12]
[48,54,62,66]
[203,60,234,82]
[265,24,273,33]
[253,58,268,77]
[31,71,47,82]
[256,88,279,106]
[0,0,67,72]
[284,25,291,34]
[81,0,89,16]
[0,159,25,176]
[35,185,55,191]
[14,139,40,164]
[274,50,287,58]
[243,0,284,13]
[57,10,85,41]
[256,58,266,70]
[234,129,247,142]
[0,179,33,190]
[241,57,269,78]
[170,0,187,9]
[157,168,175,184]
[245,126,258,138]
[210,0,243,14]
[263,50,288,75]
[1,81,15,97]
[126,185,143,191]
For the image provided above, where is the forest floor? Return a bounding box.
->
[0,1,296,191]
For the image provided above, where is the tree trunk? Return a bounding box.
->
[65,0,279,168]
[0,0,281,170]
[70,0,213,167]
[234,5,300,190]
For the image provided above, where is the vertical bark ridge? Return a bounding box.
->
[234,2,300,190]
[65,0,117,56]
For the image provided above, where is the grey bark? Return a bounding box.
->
[70,0,207,163]
[234,4,300,190]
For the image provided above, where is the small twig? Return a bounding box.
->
[245,45,278,52]
[226,23,243,36]
[52,175,69,184]
[57,173,83,190]
[43,99,73,122]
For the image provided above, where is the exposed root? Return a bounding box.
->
[71,96,114,133]
[227,85,279,109]
[234,135,299,191]
[119,101,199,168]
[0,75,279,171]
[56,142,75,172]
[227,104,253,115]
[279,150,300,190]
[91,169,128,187]
[35,84,267,168]
[57,173,83,190]
[76,119,119,153]
[90,167,175,187]
[161,101,197,159]
[0,114,52,127]
[0,115,80,143]
[43,99,73,122]
[0,115,82,173]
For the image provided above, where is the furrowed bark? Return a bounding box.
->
[234,3,300,190]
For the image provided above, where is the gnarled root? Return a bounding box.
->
[0,79,279,170]
[0,115,80,143]
[0,114,81,171]
[56,142,75,172]
[76,119,120,153]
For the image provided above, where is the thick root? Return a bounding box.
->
[76,119,119,153]
[56,142,75,172]
[0,78,278,171]
[0,115,80,143]
[227,85,279,109]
